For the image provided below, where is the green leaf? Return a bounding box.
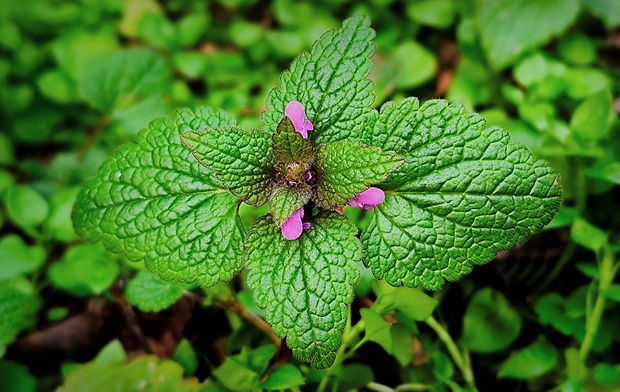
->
[558,34,597,67]
[360,98,561,290]
[462,288,521,353]
[373,284,437,321]
[5,184,49,228]
[269,187,310,227]
[126,271,184,312]
[593,363,620,385]
[535,293,581,336]
[47,244,119,296]
[181,127,273,206]
[390,324,414,367]
[314,140,403,209]
[392,41,437,89]
[498,338,559,379]
[272,117,314,165]
[406,0,455,28]
[603,285,620,303]
[58,355,196,392]
[338,364,375,390]
[44,187,80,242]
[359,309,413,367]
[78,48,171,112]
[571,217,607,253]
[245,213,361,369]
[94,339,127,365]
[262,15,376,143]
[0,235,46,281]
[584,0,620,29]
[73,107,245,287]
[570,89,614,142]
[473,0,580,69]
[392,288,437,321]
[0,360,37,392]
[259,364,305,390]
[212,357,259,391]
[360,308,392,350]
[173,339,198,376]
[0,279,41,350]
[565,68,611,99]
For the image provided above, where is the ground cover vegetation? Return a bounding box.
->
[1,0,619,391]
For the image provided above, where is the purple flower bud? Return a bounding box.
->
[285,101,314,139]
[347,187,385,210]
[281,208,311,240]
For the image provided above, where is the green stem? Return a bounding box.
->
[425,316,477,391]
[579,246,616,361]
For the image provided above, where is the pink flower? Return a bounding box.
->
[281,208,311,240]
[285,101,314,139]
[347,187,385,210]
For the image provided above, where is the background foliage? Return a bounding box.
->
[0,0,619,390]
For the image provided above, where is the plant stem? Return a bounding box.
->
[425,316,477,391]
[579,246,616,361]
[215,298,281,346]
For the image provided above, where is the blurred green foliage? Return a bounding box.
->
[1,0,619,390]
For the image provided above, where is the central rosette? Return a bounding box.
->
[270,101,389,240]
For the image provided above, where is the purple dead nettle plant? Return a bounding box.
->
[73,15,561,369]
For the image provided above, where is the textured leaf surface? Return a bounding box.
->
[360,98,561,290]
[474,0,580,69]
[262,15,376,143]
[314,141,403,209]
[126,271,184,312]
[245,213,361,369]
[181,127,273,206]
[269,187,310,227]
[73,107,245,287]
[0,281,41,350]
[272,117,314,165]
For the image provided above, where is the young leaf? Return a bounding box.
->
[272,117,313,165]
[0,235,46,281]
[245,213,361,369]
[314,140,403,209]
[360,98,561,290]
[73,107,245,287]
[570,88,614,142]
[47,244,119,296]
[5,185,49,229]
[473,0,580,69]
[269,187,310,227]
[78,48,171,112]
[360,308,392,350]
[0,280,41,353]
[126,271,185,312]
[262,15,376,143]
[497,338,559,379]
[258,364,305,390]
[181,127,273,206]
[462,288,521,353]
[0,360,37,392]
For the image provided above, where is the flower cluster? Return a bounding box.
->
[279,101,385,240]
